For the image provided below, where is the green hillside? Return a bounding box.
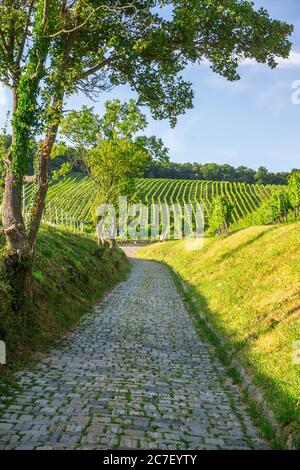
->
[15,173,283,228]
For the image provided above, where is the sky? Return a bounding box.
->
[0,0,300,172]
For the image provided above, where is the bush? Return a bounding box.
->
[232,189,293,230]
[259,191,291,224]
[209,195,234,235]
[0,225,129,366]
[288,171,300,217]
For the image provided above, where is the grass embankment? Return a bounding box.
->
[0,225,129,370]
[139,223,300,446]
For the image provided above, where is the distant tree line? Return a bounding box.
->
[1,133,296,187]
[47,152,299,186]
[145,161,297,185]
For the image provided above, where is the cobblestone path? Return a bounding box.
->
[0,258,268,450]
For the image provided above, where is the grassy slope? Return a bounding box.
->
[0,225,129,368]
[139,223,300,443]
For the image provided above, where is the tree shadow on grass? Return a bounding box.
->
[218,226,277,261]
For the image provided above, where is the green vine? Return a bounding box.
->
[209,195,234,235]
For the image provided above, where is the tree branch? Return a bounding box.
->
[16,0,35,70]
[43,0,50,33]
[48,1,141,38]
[81,54,121,78]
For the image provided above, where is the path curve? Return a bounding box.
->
[0,257,268,450]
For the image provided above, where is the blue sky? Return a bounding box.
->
[1,0,300,172]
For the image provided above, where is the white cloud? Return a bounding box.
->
[239,50,300,69]
[277,51,300,68]
[195,50,300,70]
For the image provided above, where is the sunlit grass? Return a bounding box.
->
[139,222,300,444]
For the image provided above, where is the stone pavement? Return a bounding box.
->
[0,258,268,449]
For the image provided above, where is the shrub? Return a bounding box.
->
[288,171,300,217]
[209,195,234,235]
[263,191,291,224]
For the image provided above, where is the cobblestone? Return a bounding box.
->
[0,258,268,449]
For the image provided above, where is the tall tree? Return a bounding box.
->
[255,166,269,184]
[58,100,161,247]
[0,0,293,318]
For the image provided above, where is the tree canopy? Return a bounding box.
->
[0,0,293,185]
[57,99,162,209]
[145,160,292,185]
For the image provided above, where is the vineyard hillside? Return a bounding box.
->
[0,173,284,228]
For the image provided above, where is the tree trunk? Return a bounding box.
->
[27,116,60,248]
[26,31,73,245]
[109,238,117,252]
[2,170,28,253]
[1,93,61,324]
[96,217,105,247]
[1,24,71,324]
[2,168,33,324]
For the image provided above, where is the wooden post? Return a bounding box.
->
[22,185,26,213]
[49,202,52,224]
